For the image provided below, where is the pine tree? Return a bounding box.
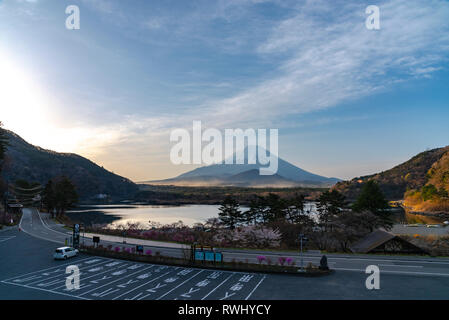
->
[218,196,242,230]
[54,176,78,216]
[43,177,78,217]
[42,180,56,217]
[352,180,392,229]
[286,193,307,224]
[316,189,346,224]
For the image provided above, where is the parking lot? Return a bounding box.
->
[2,226,449,300]
[1,257,266,300]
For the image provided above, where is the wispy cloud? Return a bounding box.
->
[196,0,449,128]
[59,0,449,180]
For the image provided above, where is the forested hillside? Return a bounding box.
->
[1,130,138,199]
[333,146,449,203]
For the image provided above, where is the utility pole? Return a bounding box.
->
[299,233,308,271]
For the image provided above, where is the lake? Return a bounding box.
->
[69,203,447,229]
[68,202,320,228]
[68,204,223,228]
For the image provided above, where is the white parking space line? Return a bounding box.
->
[173,271,235,300]
[2,282,91,300]
[10,275,42,283]
[78,265,154,297]
[198,273,267,300]
[1,257,94,282]
[156,270,204,300]
[0,236,16,243]
[201,274,233,300]
[112,271,171,300]
[26,259,116,287]
[84,265,177,299]
[57,263,140,291]
[245,275,266,300]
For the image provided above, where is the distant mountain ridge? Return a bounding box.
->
[333,146,449,201]
[1,130,138,199]
[145,148,340,188]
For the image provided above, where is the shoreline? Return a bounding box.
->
[402,204,449,220]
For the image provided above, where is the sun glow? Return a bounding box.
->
[0,50,50,135]
[0,48,101,153]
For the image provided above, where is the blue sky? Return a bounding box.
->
[0,0,448,181]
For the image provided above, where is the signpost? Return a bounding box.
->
[93,236,100,247]
[73,224,80,249]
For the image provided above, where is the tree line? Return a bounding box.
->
[218,193,309,229]
[42,177,78,218]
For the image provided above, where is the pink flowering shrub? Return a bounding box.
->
[114,246,120,252]
[145,249,152,256]
[86,219,201,246]
[286,257,294,266]
[278,257,287,266]
[257,255,266,264]
[213,226,281,248]
[140,227,195,244]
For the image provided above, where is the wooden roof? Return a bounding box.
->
[350,229,397,253]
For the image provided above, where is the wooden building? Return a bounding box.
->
[351,229,427,255]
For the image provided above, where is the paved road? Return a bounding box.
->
[1,208,448,299]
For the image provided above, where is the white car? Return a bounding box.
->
[54,247,79,260]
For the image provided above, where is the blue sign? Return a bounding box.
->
[205,251,215,262]
[194,249,223,262]
[195,250,204,261]
[215,252,223,262]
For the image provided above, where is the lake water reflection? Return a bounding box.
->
[70,202,320,228]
